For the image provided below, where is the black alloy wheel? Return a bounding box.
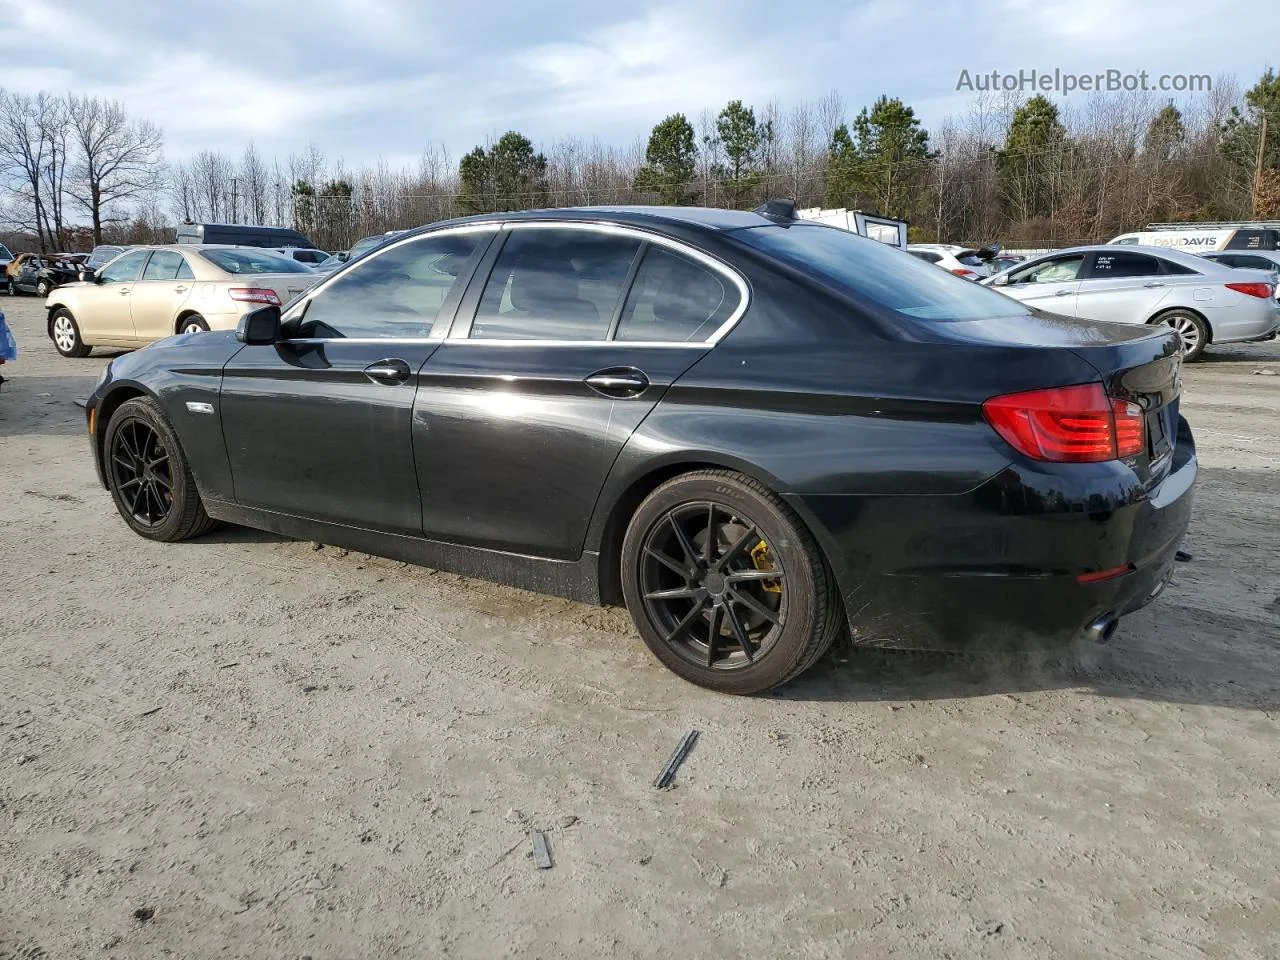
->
[621,470,842,694]
[638,501,787,671]
[104,397,216,542]
[110,418,174,528]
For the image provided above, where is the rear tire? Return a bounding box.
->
[178,314,209,335]
[104,397,216,542]
[620,470,842,694]
[35,278,51,298]
[1152,308,1208,362]
[50,308,91,358]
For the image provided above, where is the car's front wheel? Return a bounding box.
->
[104,397,216,542]
[620,470,843,694]
[50,308,91,358]
[35,278,51,297]
[1153,308,1209,362]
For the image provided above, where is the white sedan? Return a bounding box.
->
[45,245,321,358]
[983,244,1280,361]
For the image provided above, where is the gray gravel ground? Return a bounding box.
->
[2,294,1278,959]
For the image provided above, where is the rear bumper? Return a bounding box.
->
[1212,302,1280,344]
[790,419,1197,651]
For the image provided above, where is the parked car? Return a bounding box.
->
[274,246,331,267]
[1198,250,1280,300]
[983,244,1280,361]
[35,253,89,296]
[45,245,321,357]
[0,242,14,273]
[344,230,409,264]
[83,205,1195,694]
[312,253,348,275]
[85,245,127,271]
[907,243,997,279]
[986,254,1026,274]
[6,253,46,294]
[176,221,314,249]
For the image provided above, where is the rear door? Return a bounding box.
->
[998,253,1086,314]
[130,249,196,341]
[414,224,743,559]
[218,228,495,534]
[1074,251,1170,325]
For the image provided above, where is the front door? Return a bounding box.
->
[416,225,741,559]
[85,248,152,341]
[130,249,196,341]
[999,253,1087,316]
[218,227,496,535]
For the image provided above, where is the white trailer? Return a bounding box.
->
[795,207,909,249]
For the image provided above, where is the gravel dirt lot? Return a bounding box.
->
[2,293,1278,959]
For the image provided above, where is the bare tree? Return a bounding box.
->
[0,89,70,250]
[785,100,817,206]
[240,141,269,225]
[816,89,846,144]
[65,95,165,244]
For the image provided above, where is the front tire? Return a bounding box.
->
[36,278,51,297]
[50,308,91,358]
[1153,308,1208,362]
[104,397,216,542]
[620,470,842,694]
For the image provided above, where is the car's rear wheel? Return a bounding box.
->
[104,397,216,542]
[621,470,842,694]
[1153,308,1208,362]
[35,278,51,297]
[50,308,91,358]
[5,279,14,296]
[178,314,209,335]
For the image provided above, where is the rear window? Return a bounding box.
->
[200,248,311,275]
[737,224,1027,321]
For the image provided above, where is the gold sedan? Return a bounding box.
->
[44,245,322,357]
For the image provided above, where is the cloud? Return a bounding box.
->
[0,0,1274,168]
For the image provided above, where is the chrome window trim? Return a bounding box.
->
[279,223,499,340]
[280,218,750,348]
[463,220,749,346]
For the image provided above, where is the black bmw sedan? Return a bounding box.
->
[83,204,1196,694]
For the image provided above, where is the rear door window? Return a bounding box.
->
[614,246,737,342]
[142,250,190,281]
[1088,252,1161,279]
[470,228,641,341]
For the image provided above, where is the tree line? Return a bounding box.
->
[2,69,1279,255]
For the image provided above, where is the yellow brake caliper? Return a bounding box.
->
[749,541,782,594]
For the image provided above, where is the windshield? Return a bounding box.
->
[0,243,12,260]
[735,224,1028,321]
[200,248,312,275]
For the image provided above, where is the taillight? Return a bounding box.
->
[983,382,1146,463]
[1225,281,1275,299]
[228,287,281,305]
[951,267,977,278]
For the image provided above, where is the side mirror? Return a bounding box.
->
[991,274,1009,287]
[236,305,281,344]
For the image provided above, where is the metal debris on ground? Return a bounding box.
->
[1175,550,1193,562]
[530,828,553,869]
[654,729,700,789]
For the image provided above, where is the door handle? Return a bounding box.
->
[1054,289,1073,296]
[119,287,130,295]
[363,358,412,385]
[174,285,187,293]
[1143,281,1166,288]
[585,368,649,397]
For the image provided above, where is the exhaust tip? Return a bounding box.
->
[1086,613,1119,644]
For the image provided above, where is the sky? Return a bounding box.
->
[0,0,1275,170]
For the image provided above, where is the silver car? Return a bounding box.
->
[983,244,1280,360]
[1199,250,1280,299]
